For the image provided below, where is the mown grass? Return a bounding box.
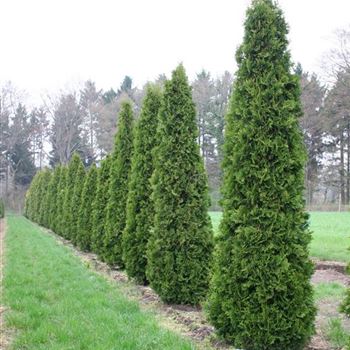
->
[2,215,195,350]
[209,211,350,262]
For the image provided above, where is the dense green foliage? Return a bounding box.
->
[91,155,112,256]
[53,166,68,235]
[3,215,194,350]
[123,85,162,284]
[211,211,350,262]
[62,153,84,239]
[0,198,4,218]
[24,171,40,219]
[104,101,134,267]
[47,165,62,230]
[146,65,214,305]
[70,160,86,245]
[207,1,316,349]
[77,164,98,251]
[37,170,52,226]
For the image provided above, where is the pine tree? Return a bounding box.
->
[122,85,162,284]
[103,100,134,267]
[53,166,68,235]
[146,64,214,305]
[91,155,112,256]
[77,164,98,251]
[207,1,315,349]
[62,153,84,239]
[70,159,86,245]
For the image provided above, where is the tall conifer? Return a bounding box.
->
[54,166,68,235]
[77,164,98,251]
[91,155,112,256]
[207,1,315,349]
[123,84,162,283]
[146,65,214,305]
[70,159,86,245]
[47,165,62,230]
[103,101,134,266]
[62,153,84,239]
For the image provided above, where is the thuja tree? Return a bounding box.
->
[122,84,162,284]
[41,170,56,228]
[38,170,52,226]
[30,171,43,223]
[70,159,86,245]
[24,171,40,220]
[62,153,84,239]
[35,169,52,225]
[146,65,214,305]
[47,165,62,230]
[53,166,68,235]
[77,164,98,251]
[91,155,112,256]
[104,100,134,266]
[207,1,315,349]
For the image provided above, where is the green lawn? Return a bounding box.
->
[209,211,350,262]
[2,215,194,350]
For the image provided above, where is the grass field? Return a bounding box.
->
[2,216,194,350]
[209,211,350,262]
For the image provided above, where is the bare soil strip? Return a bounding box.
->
[31,226,350,349]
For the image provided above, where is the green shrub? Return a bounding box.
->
[62,153,85,239]
[91,155,112,257]
[123,84,162,284]
[53,166,68,235]
[37,169,52,226]
[24,172,40,220]
[77,164,98,251]
[70,159,86,245]
[104,100,134,267]
[46,166,63,230]
[207,1,315,349]
[146,64,214,305]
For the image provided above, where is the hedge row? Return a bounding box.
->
[25,77,213,306]
[25,0,316,348]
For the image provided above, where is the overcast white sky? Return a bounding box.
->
[1,0,349,103]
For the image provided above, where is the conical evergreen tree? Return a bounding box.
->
[77,164,98,251]
[53,166,68,235]
[146,64,214,305]
[41,169,55,228]
[47,165,62,230]
[70,159,86,245]
[103,100,134,266]
[62,153,84,239]
[25,171,40,220]
[91,155,112,256]
[122,84,162,284]
[207,1,315,349]
[36,169,52,225]
[38,169,52,226]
